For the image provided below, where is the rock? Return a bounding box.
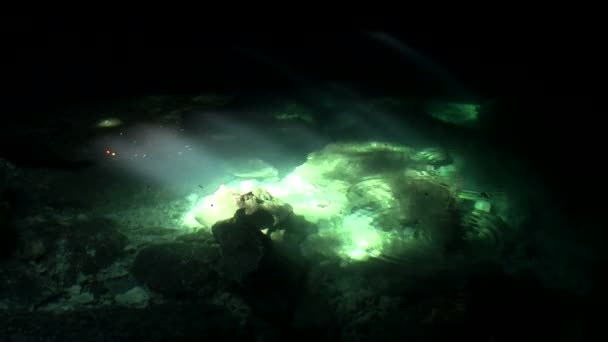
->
[66,284,81,296]
[412,147,452,167]
[114,286,149,308]
[394,178,461,246]
[0,189,18,260]
[296,142,414,183]
[132,242,220,298]
[0,301,249,340]
[211,292,251,326]
[71,292,95,305]
[0,266,46,309]
[67,218,129,275]
[5,216,129,300]
[236,188,293,228]
[291,292,334,330]
[193,184,294,231]
[212,217,266,283]
[40,284,95,312]
[102,276,134,296]
[20,239,47,261]
[97,262,129,280]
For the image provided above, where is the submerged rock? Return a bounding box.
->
[236,188,293,228]
[132,242,220,298]
[114,286,150,308]
[67,218,129,275]
[212,216,266,284]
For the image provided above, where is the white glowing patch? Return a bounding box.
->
[180,168,390,262]
[337,214,385,262]
[239,180,257,193]
[186,193,199,203]
[182,209,202,229]
[96,118,123,128]
[357,240,370,248]
[181,193,204,229]
[474,200,492,212]
[181,184,240,230]
[283,174,308,190]
[347,248,368,260]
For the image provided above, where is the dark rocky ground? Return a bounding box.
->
[0,92,602,341]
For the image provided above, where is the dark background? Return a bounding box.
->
[4,22,600,210]
[6,22,587,110]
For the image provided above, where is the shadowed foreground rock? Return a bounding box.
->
[132,241,220,298]
[0,302,252,341]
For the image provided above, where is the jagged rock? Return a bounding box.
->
[193,185,293,231]
[237,188,293,228]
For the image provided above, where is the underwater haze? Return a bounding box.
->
[1,29,601,341]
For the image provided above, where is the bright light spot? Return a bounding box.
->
[182,210,202,229]
[181,184,240,229]
[106,149,111,155]
[349,218,380,245]
[182,194,204,229]
[278,173,317,194]
[186,193,198,203]
[348,248,368,260]
[337,214,384,262]
[111,152,116,157]
[239,180,257,193]
[96,118,123,128]
[474,200,492,212]
[357,240,370,248]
